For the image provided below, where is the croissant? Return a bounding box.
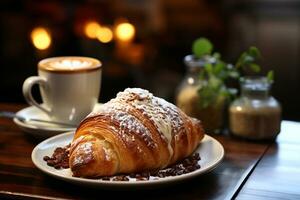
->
[69,88,205,178]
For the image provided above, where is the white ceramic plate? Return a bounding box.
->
[14,103,102,137]
[32,132,224,188]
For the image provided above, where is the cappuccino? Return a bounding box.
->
[23,56,102,125]
[38,56,101,73]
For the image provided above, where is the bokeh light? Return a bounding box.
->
[115,22,135,42]
[97,26,113,43]
[84,21,101,39]
[30,27,51,50]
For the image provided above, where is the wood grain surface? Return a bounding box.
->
[236,121,300,200]
[1,103,297,200]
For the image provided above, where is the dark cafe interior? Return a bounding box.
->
[0,1,300,200]
[1,0,300,121]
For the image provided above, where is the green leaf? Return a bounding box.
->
[213,52,221,59]
[209,76,222,89]
[236,53,247,68]
[204,63,213,73]
[192,38,213,58]
[249,63,261,72]
[244,55,255,63]
[198,85,217,108]
[267,70,274,82]
[235,46,262,72]
[249,46,261,58]
[213,62,225,74]
[219,89,230,99]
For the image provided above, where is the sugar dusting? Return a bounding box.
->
[90,101,157,149]
[116,88,184,157]
[73,142,93,166]
[87,88,185,156]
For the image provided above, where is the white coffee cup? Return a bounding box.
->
[22,56,102,125]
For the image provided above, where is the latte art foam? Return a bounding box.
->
[38,56,101,72]
[49,60,92,70]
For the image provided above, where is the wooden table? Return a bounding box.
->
[0,103,299,200]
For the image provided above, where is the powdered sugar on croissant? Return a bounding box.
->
[69,88,204,178]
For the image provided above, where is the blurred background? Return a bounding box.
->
[0,0,299,120]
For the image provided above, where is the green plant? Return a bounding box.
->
[192,38,238,108]
[192,38,274,108]
[236,46,261,72]
[193,38,213,58]
[235,46,274,82]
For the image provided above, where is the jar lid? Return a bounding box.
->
[240,76,272,91]
[184,55,215,69]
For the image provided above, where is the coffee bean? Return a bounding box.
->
[44,144,71,169]
[44,144,201,181]
[43,156,50,161]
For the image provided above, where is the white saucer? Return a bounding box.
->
[32,132,224,188]
[14,103,102,137]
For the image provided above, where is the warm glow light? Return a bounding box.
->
[30,27,51,50]
[84,21,101,39]
[187,77,194,84]
[236,106,242,111]
[115,22,135,42]
[96,27,113,43]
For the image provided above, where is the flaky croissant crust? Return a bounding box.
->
[69,88,204,178]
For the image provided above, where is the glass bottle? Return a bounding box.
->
[176,55,225,134]
[229,76,281,140]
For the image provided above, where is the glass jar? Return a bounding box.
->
[176,55,225,134]
[229,76,281,140]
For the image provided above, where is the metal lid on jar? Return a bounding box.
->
[184,55,216,70]
[240,76,272,98]
[241,76,272,90]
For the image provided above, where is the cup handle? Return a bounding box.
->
[22,76,51,115]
